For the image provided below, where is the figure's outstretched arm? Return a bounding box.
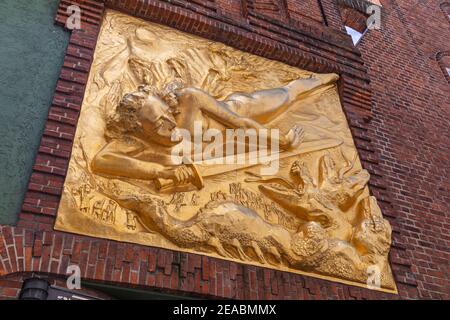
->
[91,144,192,183]
[92,148,166,180]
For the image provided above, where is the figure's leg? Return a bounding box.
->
[224,74,339,123]
[251,241,267,264]
[231,238,250,261]
[284,73,339,102]
[224,88,290,124]
[268,246,282,264]
[207,236,230,257]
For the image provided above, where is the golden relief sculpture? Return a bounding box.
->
[55,10,396,292]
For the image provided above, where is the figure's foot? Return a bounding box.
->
[316,73,340,85]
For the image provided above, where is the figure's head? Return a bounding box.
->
[107,86,179,147]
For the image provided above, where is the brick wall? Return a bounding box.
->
[287,0,325,24]
[246,0,325,25]
[0,0,448,299]
[356,0,450,299]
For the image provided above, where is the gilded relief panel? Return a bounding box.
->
[55,10,396,292]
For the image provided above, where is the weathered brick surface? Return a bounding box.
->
[0,0,448,300]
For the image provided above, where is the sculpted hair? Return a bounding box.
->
[106,85,159,139]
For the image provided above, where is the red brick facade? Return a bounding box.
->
[0,0,448,299]
[356,1,450,299]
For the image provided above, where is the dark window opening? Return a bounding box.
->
[339,5,370,45]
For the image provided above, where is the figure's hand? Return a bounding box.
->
[281,125,304,149]
[159,166,194,185]
[173,166,194,185]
